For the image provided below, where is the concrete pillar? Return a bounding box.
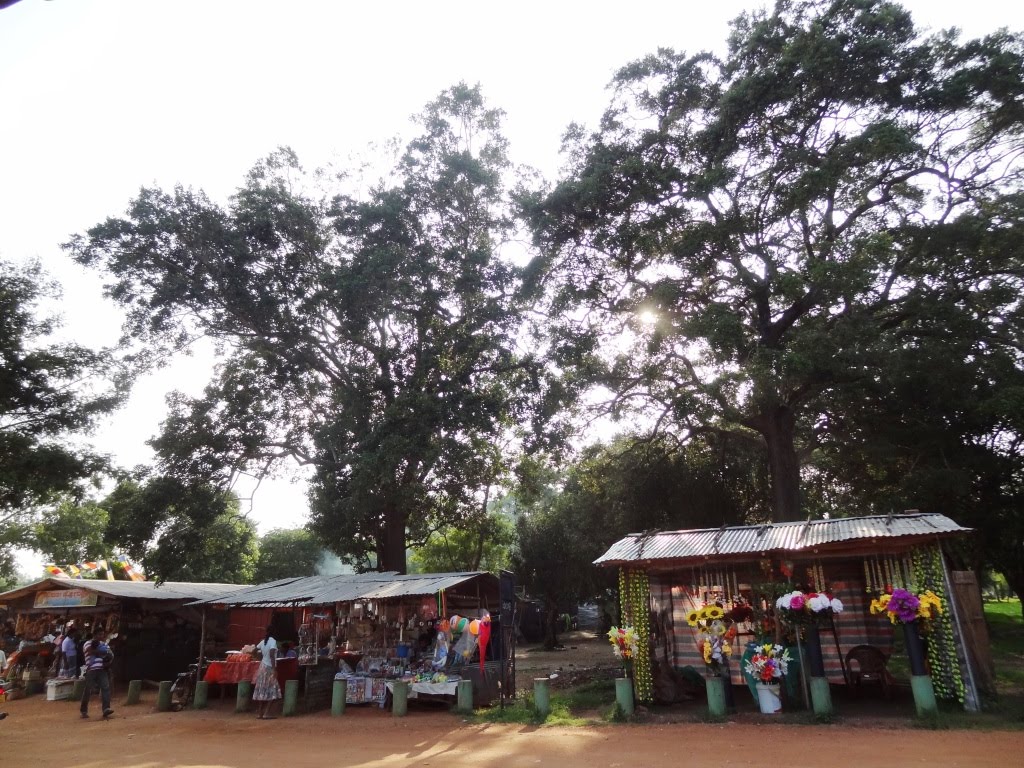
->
[282,679,299,717]
[193,680,209,709]
[331,678,347,716]
[911,675,939,717]
[235,680,252,713]
[533,678,550,718]
[391,681,409,717]
[126,679,142,705]
[810,677,833,717]
[456,679,473,714]
[705,676,726,717]
[157,681,172,712]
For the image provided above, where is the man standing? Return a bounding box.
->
[61,627,79,678]
[79,627,113,719]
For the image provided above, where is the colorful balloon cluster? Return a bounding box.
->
[447,614,488,635]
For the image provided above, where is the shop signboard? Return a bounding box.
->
[33,589,99,609]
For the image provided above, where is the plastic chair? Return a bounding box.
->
[845,645,892,698]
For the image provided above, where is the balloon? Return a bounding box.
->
[449,615,461,628]
[469,619,480,635]
[457,617,469,633]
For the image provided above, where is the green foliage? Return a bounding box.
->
[531,0,1024,524]
[68,84,550,574]
[409,508,515,573]
[253,528,321,583]
[33,499,110,564]
[102,478,257,583]
[0,258,123,586]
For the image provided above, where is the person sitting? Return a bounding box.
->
[283,643,298,659]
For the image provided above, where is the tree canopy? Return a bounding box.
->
[0,258,122,586]
[253,527,322,583]
[530,0,1024,523]
[69,85,548,573]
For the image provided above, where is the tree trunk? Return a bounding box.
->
[1004,570,1024,619]
[380,506,408,574]
[759,406,802,522]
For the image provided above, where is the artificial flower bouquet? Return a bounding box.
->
[744,643,792,684]
[607,625,639,662]
[870,587,942,626]
[685,604,735,675]
[775,590,844,626]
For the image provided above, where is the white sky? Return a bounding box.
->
[2,0,1021,573]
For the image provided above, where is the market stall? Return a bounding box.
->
[594,513,988,712]
[0,578,247,694]
[192,570,512,712]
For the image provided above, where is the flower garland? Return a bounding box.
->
[912,545,966,704]
[619,568,653,702]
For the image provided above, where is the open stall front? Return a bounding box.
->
[192,571,511,712]
[0,578,246,698]
[595,513,990,712]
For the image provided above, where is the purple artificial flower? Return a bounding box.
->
[888,588,921,623]
[790,594,805,611]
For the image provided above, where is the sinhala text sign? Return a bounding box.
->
[33,589,99,609]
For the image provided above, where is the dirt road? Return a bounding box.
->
[3,693,1021,768]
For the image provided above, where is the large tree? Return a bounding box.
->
[69,85,545,573]
[530,0,1024,521]
[102,477,258,584]
[253,527,322,583]
[0,258,122,584]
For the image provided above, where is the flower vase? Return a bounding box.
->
[755,682,782,714]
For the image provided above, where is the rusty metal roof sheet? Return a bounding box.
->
[0,577,250,603]
[594,513,969,566]
[190,571,494,607]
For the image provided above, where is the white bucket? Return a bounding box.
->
[756,682,782,713]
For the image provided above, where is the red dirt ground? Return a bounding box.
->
[3,689,1021,768]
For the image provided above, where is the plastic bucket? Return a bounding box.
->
[756,683,782,714]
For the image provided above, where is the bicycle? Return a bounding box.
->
[169,660,207,711]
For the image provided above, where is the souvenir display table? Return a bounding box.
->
[203,654,299,687]
[385,678,459,699]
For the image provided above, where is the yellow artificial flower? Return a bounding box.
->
[686,609,701,627]
[723,642,732,656]
[703,639,713,664]
[704,605,725,621]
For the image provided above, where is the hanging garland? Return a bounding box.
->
[911,545,965,704]
[619,568,653,702]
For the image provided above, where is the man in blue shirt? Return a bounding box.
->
[79,627,114,719]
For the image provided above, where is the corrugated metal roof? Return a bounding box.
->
[191,571,492,607]
[594,513,969,566]
[0,577,250,603]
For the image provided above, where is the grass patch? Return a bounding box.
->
[985,598,1024,691]
[470,687,601,727]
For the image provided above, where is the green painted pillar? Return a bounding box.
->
[456,679,473,714]
[810,677,833,716]
[72,678,85,700]
[235,680,252,713]
[331,679,347,716]
[616,677,636,717]
[533,678,550,718]
[125,679,142,705]
[157,680,172,712]
[282,679,299,716]
[911,675,938,717]
[193,680,209,709]
[391,681,409,717]
[705,676,726,717]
